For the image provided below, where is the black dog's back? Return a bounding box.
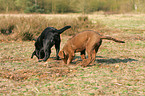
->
[40,27,57,38]
[41,26,71,37]
[37,26,71,46]
[36,27,57,45]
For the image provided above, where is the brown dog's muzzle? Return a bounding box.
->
[58,50,68,64]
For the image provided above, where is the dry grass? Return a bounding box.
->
[0,14,145,95]
[0,15,97,41]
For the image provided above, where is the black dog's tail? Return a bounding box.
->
[100,36,125,43]
[57,26,71,34]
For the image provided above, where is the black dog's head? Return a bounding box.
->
[31,42,45,59]
[31,33,56,60]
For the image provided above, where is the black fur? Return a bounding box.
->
[31,26,71,62]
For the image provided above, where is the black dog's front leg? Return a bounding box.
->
[38,48,45,59]
[55,42,60,60]
[31,51,36,58]
[31,50,39,59]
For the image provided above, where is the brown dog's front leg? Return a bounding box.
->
[62,57,68,64]
[81,50,96,67]
[67,55,74,65]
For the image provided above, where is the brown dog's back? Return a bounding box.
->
[66,31,125,51]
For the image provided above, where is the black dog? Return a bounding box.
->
[31,26,71,62]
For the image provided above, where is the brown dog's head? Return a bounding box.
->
[58,50,68,64]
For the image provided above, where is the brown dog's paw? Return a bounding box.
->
[76,62,82,66]
[81,64,88,67]
[81,59,89,67]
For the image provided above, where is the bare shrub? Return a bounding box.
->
[0,16,16,35]
[47,16,95,35]
[0,15,103,41]
[12,16,49,41]
[0,16,49,41]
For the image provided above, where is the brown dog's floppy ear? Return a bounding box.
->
[58,50,65,59]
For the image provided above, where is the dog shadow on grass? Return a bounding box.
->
[96,57,138,64]
[48,56,138,67]
[73,56,138,65]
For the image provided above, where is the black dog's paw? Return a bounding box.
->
[38,59,43,62]
[38,59,47,62]
[38,60,42,62]
[31,56,33,59]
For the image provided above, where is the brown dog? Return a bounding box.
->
[58,31,125,67]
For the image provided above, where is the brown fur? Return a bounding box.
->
[59,31,125,67]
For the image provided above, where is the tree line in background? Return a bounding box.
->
[0,0,145,14]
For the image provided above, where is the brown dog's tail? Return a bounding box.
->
[100,36,125,43]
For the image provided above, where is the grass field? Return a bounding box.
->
[0,14,145,95]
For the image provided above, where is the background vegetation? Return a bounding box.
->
[0,0,145,95]
[0,15,97,41]
[0,0,145,14]
[0,14,145,95]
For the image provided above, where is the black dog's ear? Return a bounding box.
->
[58,50,65,59]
